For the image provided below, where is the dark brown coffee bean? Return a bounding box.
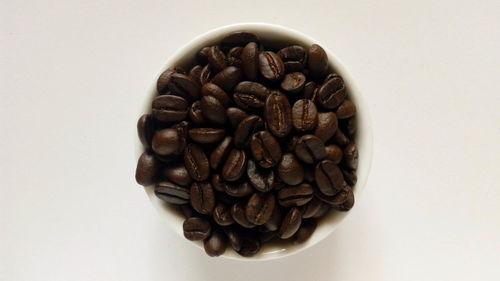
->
[157,66,185,94]
[312,202,332,218]
[258,51,285,81]
[277,153,304,185]
[226,107,249,128]
[188,128,226,144]
[345,117,357,136]
[307,44,329,80]
[293,219,317,244]
[225,228,243,251]
[281,72,306,94]
[234,81,269,110]
[249,131,282,168]
[277,183,314,207]
[246,159,275,193]
[220,31,258,52]
[201,83,231,107]
[183,217,211,241]
[325,144,343,164]
[222,149,247,182]
[336,100,356,119]
[155,181,190,204]
[343,143,358,169]
[316,184,350,205]
[171,121,189,155]
[161,162,192,186]
[302,81,317,100]
[264,205,282,231]
[241,42,259,81]
[231,202,255,228]
[332,186,355,211]
[292,99,318,132]
[317,74,346,109]
[135,151,159,186]
[224,181,253,198]
[213,203,235,226]
[227,46,243,67]
[332,128,350,146]
[246,193,275,225]
[300,197,322,218]
[152,128,180,156]
[151,95,188,123]
[342,168,357,186]
[238,236,261,257]
[200,64,212,85]
[188,65,203,85]
[196,47,210,65]
[204,229,227,257]
[264,91,292,138]
[188,101,206,125]
[167,73,201,101]
[184,143,210,181]
[315,160,344,196]
[211,66,242,92]
[200,95,226,125]
[278,45,307,72]
[210,136,233,170]
[211,174,227,192]
[179,204,196,218]
[234,115,264,148]
[278,207,302,239]
[137,114,154,149]
[190,181,215,214]
[208,46,227,73]
[314,112,338,143]
[295,135,326,164]
[303,165,315,183]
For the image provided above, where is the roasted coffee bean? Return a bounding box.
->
[295,135,326,164]
[211,174,227,192]
[293,219,317,244]
[345,117,357,136]
[247,160,275,192]
[336,100,356,119]
[281,72,306,94]
[264,91,292,138]
[222,149,247,182]
[317,74,346,109]
[316,184,350,205]
[201,83,231,107]
[332,128,350,146]
[332,186,355,211]
[292,99,318,132]
[135,151,159,186]
[234,115,264,148]
[208,46,227,73]
[241,42,259,81]
[324,144,343,164]
[234,81,269,110]
[277,183,314,207]
[278,45,307,72]
[151,95,188,123]
[307,44,329,80]
[184,143,210,181]
[238,236,261,257]
[200,64,212,85]
[227,46,243,67]
[137,114,154,149]
[246,193,275,225]
[180,204,196,218]
[183,217,211,241]
[302,81,317,100]
[188,101,206,125]
[264,206,282,231]
[249,131,282,168]
[342,168,357,186]
[152,128,179,156]
[314,112,338,143]
[258,51,285,81]
[155,181,190,204]
[200,95,226,125]
[343,143,358,170]
[168,73,201,101]
[197,47,210,65]
[220,31,258,52]
[315,160,344,196]
[190,181,215,214]
[278,207,302,239]
[231,202,255,228]
[157,66,185,94]
[300,197,323,218]
[162,162,193,186]
[171,121,189,154]
[225,228,243,251]
[188,128,226,144]
[224,181,253,198]
[213,203,235,226]
[204,229,227,257]
[312,202,332,218]
[188,65,203,85]
[227,107,249,128]
[277,153,304,185]
[210,136,233,170]
[211,66,243,92]
[303,165,315,183]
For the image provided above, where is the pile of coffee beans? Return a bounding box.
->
[136,31,359,257]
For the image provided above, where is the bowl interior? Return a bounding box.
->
[138,23,373,261]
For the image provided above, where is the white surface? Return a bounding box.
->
[1,0,499,280]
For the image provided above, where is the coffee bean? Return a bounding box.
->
[258,51,285,81]
[241,42,259,80]
[184,143,210,181]
[179,204,196,218]
[307,44,329,80]
[234,115,264,148]
[220,31,258,52]
[300,197,322,218]
[204,229,227,257]
[344,117,357,136]
[295,134,326,164]
[332,128,350,146]
[301,81,317,100]
[157,66,185,94]
[227,46,243,67]
[213,203,235,226]
[225,228,243,251]
[151,95,188,123]
[208,46,227,73]
[312,202,332,218]
[324,144,343,164]
[277,183,314,207]
[224,181,253,198]
[314,112,338,143]
[278,45,307,73]
[162,162,193,186]
[317,74,346,109]
[209,136,233,170]
[234,81,269,110]
[316,183,350,205]
[315,160,343,196]
[278,207,302,239]
[222,149,247,182]
[336,100,356,119]
[171,121,189,154]
[249,131,282,168]
[155,181,190,204]
[167,73,201,101]
[293,219,317,244]
[245,193,276,225]
[188,65,203,85]
[264,205,282,231]
[292,99,318,132]
[201,83,231,107]
[135,151,159,186]
[342,168,357,186]
[200,64,212,85]
[188,128,226,144]
[246,160,275,192]
[211,174,227,192]
[231,202,255,228]
[226,107,249,128]
[190,181,215,214]
[331,186,355,211]
[264,91,292,138]
[200,95,226,125]
[188,101,206,125]
[183,217,211,241]
[152,128,180,156]
[238,236,261,257]
[197,47,210,65]
[277,153,304,185]
[211,66,242,92]
[137,114,154,149]
[281,72,306,94]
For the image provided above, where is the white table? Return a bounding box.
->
[1,1,499,280]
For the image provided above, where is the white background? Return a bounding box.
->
[1,0,499,280]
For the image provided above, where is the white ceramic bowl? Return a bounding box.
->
[137,23,373,260]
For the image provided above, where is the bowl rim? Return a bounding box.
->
[137,22,373,261]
